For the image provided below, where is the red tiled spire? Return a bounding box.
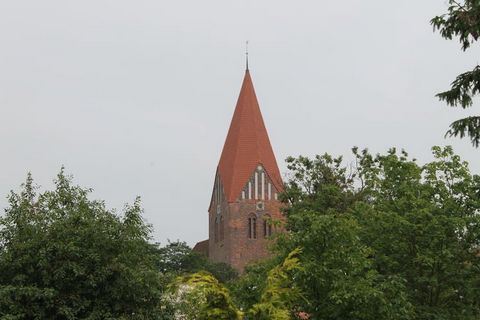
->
[218,70,283,202]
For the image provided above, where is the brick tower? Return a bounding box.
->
[194,68,283,272]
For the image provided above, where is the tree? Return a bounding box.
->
[277,208,413,320]
[279,147,480,319]
[431,0,480,146]
[167,272,242,320]
[228,258,278,312]
[156,241,207,274]
[167,249,304,320]
[155,241,238,283]
[354,146,480,319]
[0,170,166,319]
[247,248,304,320]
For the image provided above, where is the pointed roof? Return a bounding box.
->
[218,70,283,202]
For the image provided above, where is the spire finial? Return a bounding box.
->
[245,40,249,71]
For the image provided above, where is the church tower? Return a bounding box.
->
[199,69,284,272]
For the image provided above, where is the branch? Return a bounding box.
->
[445,116,480,147]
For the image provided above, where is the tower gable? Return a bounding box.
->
[238,164,280,202]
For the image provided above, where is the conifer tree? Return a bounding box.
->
[431,0,480,146]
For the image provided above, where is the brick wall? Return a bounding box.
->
[209,198,284,272]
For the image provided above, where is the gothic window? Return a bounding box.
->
[214,217,219,243]
[248,215,257,239]
[220,216,224,241]
[263,215,272,238]
[240,165,282,202]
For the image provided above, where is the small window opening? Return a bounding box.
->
[220,216,224,241]
[263,216,272,238]
[248,216,257,239]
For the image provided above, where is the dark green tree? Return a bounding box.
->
[156,241,206,274]
[0,170,166,319]
[278,147,480,319]
[155,241,238,283]
[228,258,279,311]
[354,146,480,319]
[431,0,480,146]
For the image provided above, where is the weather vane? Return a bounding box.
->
[245,40,249,71]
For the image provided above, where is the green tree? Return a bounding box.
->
[155,241,238,283]
[156,241,206,274]
[354,146,480,319]
[278,210,413,320]
[247,248,304,320]
[168,271,242,320]
[279,147,480,319]
[431,0,480,146]
[167,249,304,320]
[0,170,166,319]
[228,258,278,311]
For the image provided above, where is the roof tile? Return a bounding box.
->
[218,71,283,202]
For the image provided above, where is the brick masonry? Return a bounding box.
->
[208,189,284,272]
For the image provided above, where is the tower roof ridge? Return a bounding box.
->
[217,70,283,202]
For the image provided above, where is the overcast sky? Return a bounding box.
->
[1,1,479,246]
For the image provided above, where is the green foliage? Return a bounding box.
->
[431,1,480,51]
[169,271,242,320]
[247,248,303,320]
[156,241,206,274]
[155,241,238,283]
[280,154,358,220]
[445,116,480,147]
[355,146,480,319]
[205,261,239,284]
[278,211,413,320]
[228,258,278,311]
[431,1,480,146]
[279,147,480,319]
[0,170,165,319]
[167,250,304,320]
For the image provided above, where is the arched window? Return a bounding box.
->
[263,214,272,238]
[220,216,224,241]
[214,217,219,242]
[248,215,257,239]
[263,215,272,238]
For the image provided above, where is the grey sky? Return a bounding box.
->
[0,0,478,246]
